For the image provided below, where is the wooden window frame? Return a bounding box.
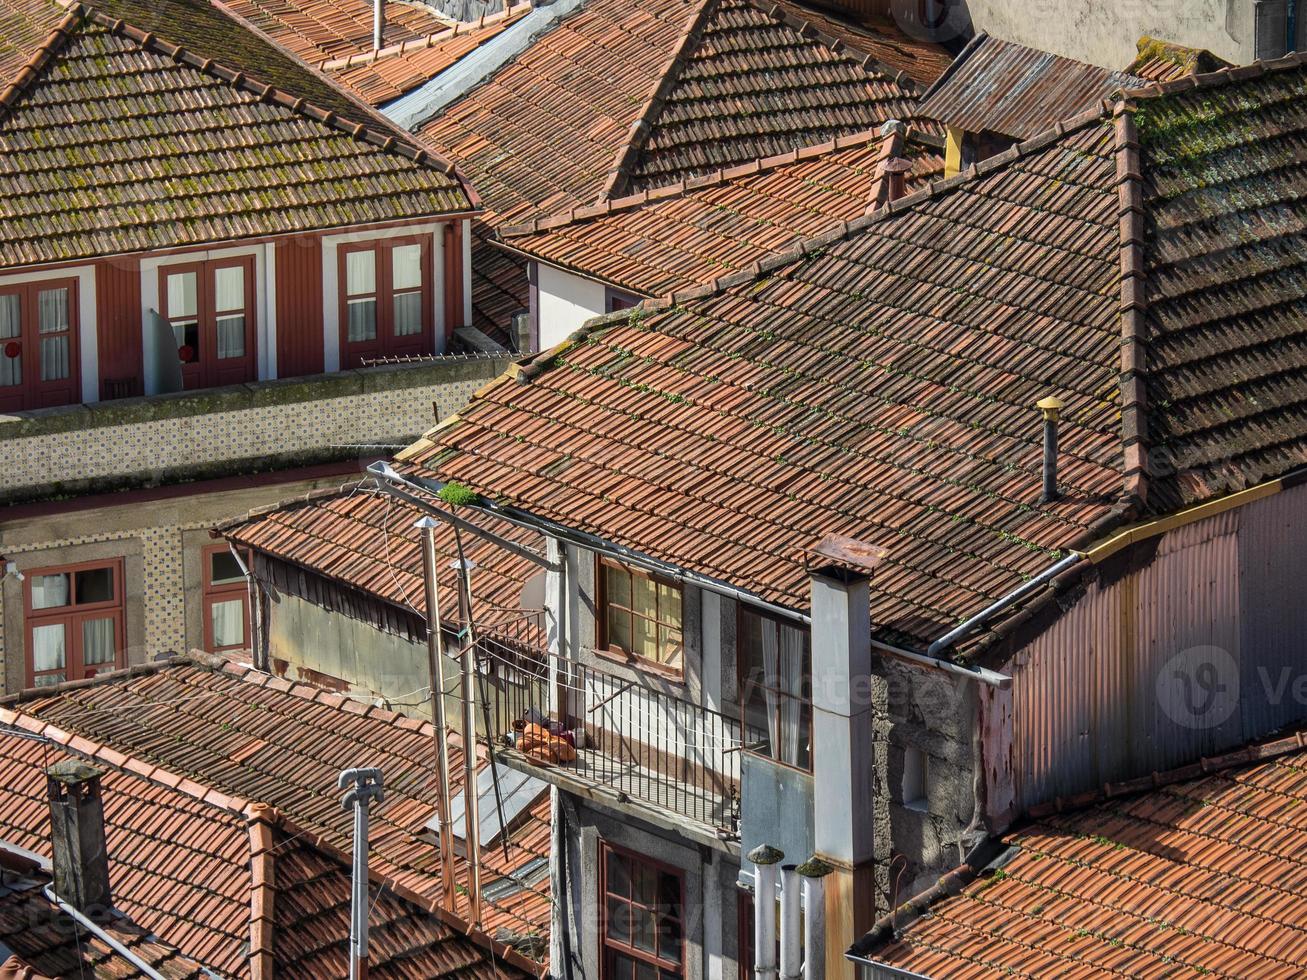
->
[202,544,250,653]
[599,842,686,980]
[159,256,258,390]
[0,276,81,412]
[595,556,685,680]
[736,604,813,773]
[605,288,639,314]
[338,236,434,367]
[24,558,125,687]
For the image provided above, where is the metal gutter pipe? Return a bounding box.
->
[925,553,1083,657]
[43,885,169,980]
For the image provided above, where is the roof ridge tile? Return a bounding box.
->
[316,1,529,70]
[1124,49,1307,102]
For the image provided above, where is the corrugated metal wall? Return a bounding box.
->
[94,257,142,398]
[274,237,324,377]
[1003,482,1307,812]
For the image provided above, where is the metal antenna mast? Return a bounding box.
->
[339,767,385,980]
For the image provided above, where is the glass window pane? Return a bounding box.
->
[34,672,65,687]
[210,598,245,649]
[30,573,70,609]
[607,852,630,898]
[346,250,376,296]
[210,550,245,585]
[347,298,376,342]
[632,614,657,661]
[32,623,66,671]
[0,293,19,339]
[658,582,681,627]
[39,335,68,381]
[38,287,69,333]
[658,871,680,915]
[632,574,657,620]
[393,292,422,336]
[74,567,114,605]
[392,243,422,290]
[167,271,197,319]
[216,315,245,358]
[658,913,682,958]
[82,617,116,666]
[606,897,630,944]
[213,265,244,313]
[607,609,631,653]
[173,321,199,361]
[658,626,682,665]
[635,962,656,980]
[605,565,631,609]
[632,906,657,953]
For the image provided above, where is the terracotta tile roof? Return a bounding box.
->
[917,32,1144,140]
[498,127,944,298]
[221,481,546,630]
[1132,61,1307,512]
[416,0,947,338]
[853,733,1307,978]
[2,656,553,960]
[613,0,943,194]
[0,863,207,978]
[0,0,64,84]
[219,0,451,66]
[398,115,1128,640]
[1124,36,1232,83]
[0,0,475,270]
[324,4,534,106]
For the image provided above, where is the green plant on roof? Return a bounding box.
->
[438,482,479,507]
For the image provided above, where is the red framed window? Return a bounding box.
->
[160,256,257,389]
[339,237,433,366]
[203,545,250,653]
[25,560,125,687]
[606,289,639,314]
[596,557,684,677]
[600,844,684,980]
[0,278,80,412]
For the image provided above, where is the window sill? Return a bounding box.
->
[591,645,685,683]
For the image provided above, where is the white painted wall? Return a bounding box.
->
[536,263,607,351]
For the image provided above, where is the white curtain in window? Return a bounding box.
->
[392,244,422,290]
[30,573,69,609]
[167,271,197,319]
[778,624,805,766]
[0,293,21,387]
[216,316,245,358]
[346,250,376,295]
[211,598,244,648]
[40,336,68,381]
[81,617,115,666]
[760,624,780,759]
[393,292,422,336]
[37,287,70,380]
[347,299,377,342]
[31,623,65,673]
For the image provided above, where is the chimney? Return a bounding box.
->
[797,857,833,980]
[749,844,784,979]
[868,119,912,212]
[373,0,384,51]
[1037,395,1064,503]
[779,864,801,980]
[45,760,111,915]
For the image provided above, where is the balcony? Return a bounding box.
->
[477,617,750,850]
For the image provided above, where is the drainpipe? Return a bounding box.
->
[373,0,384,51]
[779,864,802,980]
[416,518,457,911]
[749,844,784,979]
[798,858,832,980]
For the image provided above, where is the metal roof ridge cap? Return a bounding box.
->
[317,2,530,69]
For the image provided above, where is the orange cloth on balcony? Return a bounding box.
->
[518,722,577,765]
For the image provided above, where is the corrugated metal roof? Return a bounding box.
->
[918,32,1144,139]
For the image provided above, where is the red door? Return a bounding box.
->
[161,257,257,389]
[340,238,433,367]
[0,278,80,412]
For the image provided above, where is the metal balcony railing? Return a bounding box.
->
[476,617,748,834]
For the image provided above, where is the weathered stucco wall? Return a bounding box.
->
[959,0,1285,69]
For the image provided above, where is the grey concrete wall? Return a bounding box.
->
[956,0,1275,68]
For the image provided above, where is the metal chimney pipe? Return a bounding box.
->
[1037,396,1064,503]
[338,768,385,980]
[416,517,457,910]
[748,844,784,979]
[779,864,802,980]
[798,857,832,980]
[452,556,482,927]
[373,0,384,51]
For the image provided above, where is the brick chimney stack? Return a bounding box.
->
[46,760,112,915]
